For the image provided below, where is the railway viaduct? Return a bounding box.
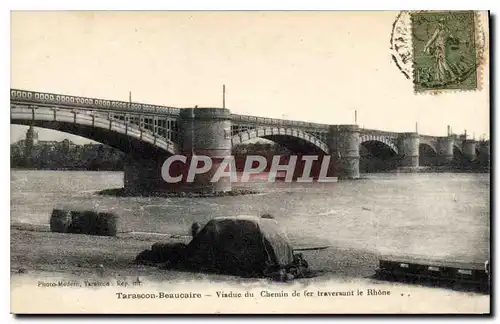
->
[11,89,488,193]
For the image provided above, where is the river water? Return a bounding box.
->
[10,170,490,263]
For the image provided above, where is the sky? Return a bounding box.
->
[10,11,490,144]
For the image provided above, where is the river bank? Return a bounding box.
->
[10,224,490,314]
[10,223,379,281]
[10,170,490,314]
[393,166,490,174]
[11,223,488,294]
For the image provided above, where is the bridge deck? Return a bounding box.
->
[11,88,451,139]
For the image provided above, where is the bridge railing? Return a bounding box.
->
[11,105,179,153]
[419,134,440,141]
[10,89,452,141]
[359,128,402,137]
[11,102,180,143]
[230,114,330,131]
[360,128,446,140]
[10,89,181,116]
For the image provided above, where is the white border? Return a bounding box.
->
[3,1,497,323]
[3,0,497,11]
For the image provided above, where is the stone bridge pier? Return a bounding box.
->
[180,108,232,192]
[124,107,232,193]
[397,133,420,169]
[437,136,455,165]
[328,125,360,179]
[124,157,166,193]
[462,139,477,161]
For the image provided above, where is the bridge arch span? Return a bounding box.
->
[419,142,438,166]
[419,140,437,154]
[453,143,463,153]
[11,106,179,157]
[359,134,398,154]
[231,126,329,154]
[359,134,399,172]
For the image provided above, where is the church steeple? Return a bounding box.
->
[25,125,38,155]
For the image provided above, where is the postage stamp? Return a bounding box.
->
[410,11,478,92]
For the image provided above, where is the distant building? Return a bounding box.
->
[38,141,60,151]
[59,138,76,152]
[25,125,38,145]
[24,125,38,156]
[13,126,124,170]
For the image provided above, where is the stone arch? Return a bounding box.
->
[419,142,438,166]
[419,140,438,154]
[11,105,179,157]
[359,134,398,154]
[231,126,329,154]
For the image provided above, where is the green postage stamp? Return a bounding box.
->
[411,11,478,92]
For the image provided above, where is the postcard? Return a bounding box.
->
[10,10,490,314]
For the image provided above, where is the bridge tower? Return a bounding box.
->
[328,125,360,179]
[179,108,232,192]
[462,139,477,161]
[398,133,420,168]
[437,136,455,165]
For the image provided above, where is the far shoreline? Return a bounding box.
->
[11,167,490,174]
[97,188,262,198]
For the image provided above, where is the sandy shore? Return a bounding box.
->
[10,224,490,314]
[11,223,489,287]
[11,224,490,314]
[10,224,380,281]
